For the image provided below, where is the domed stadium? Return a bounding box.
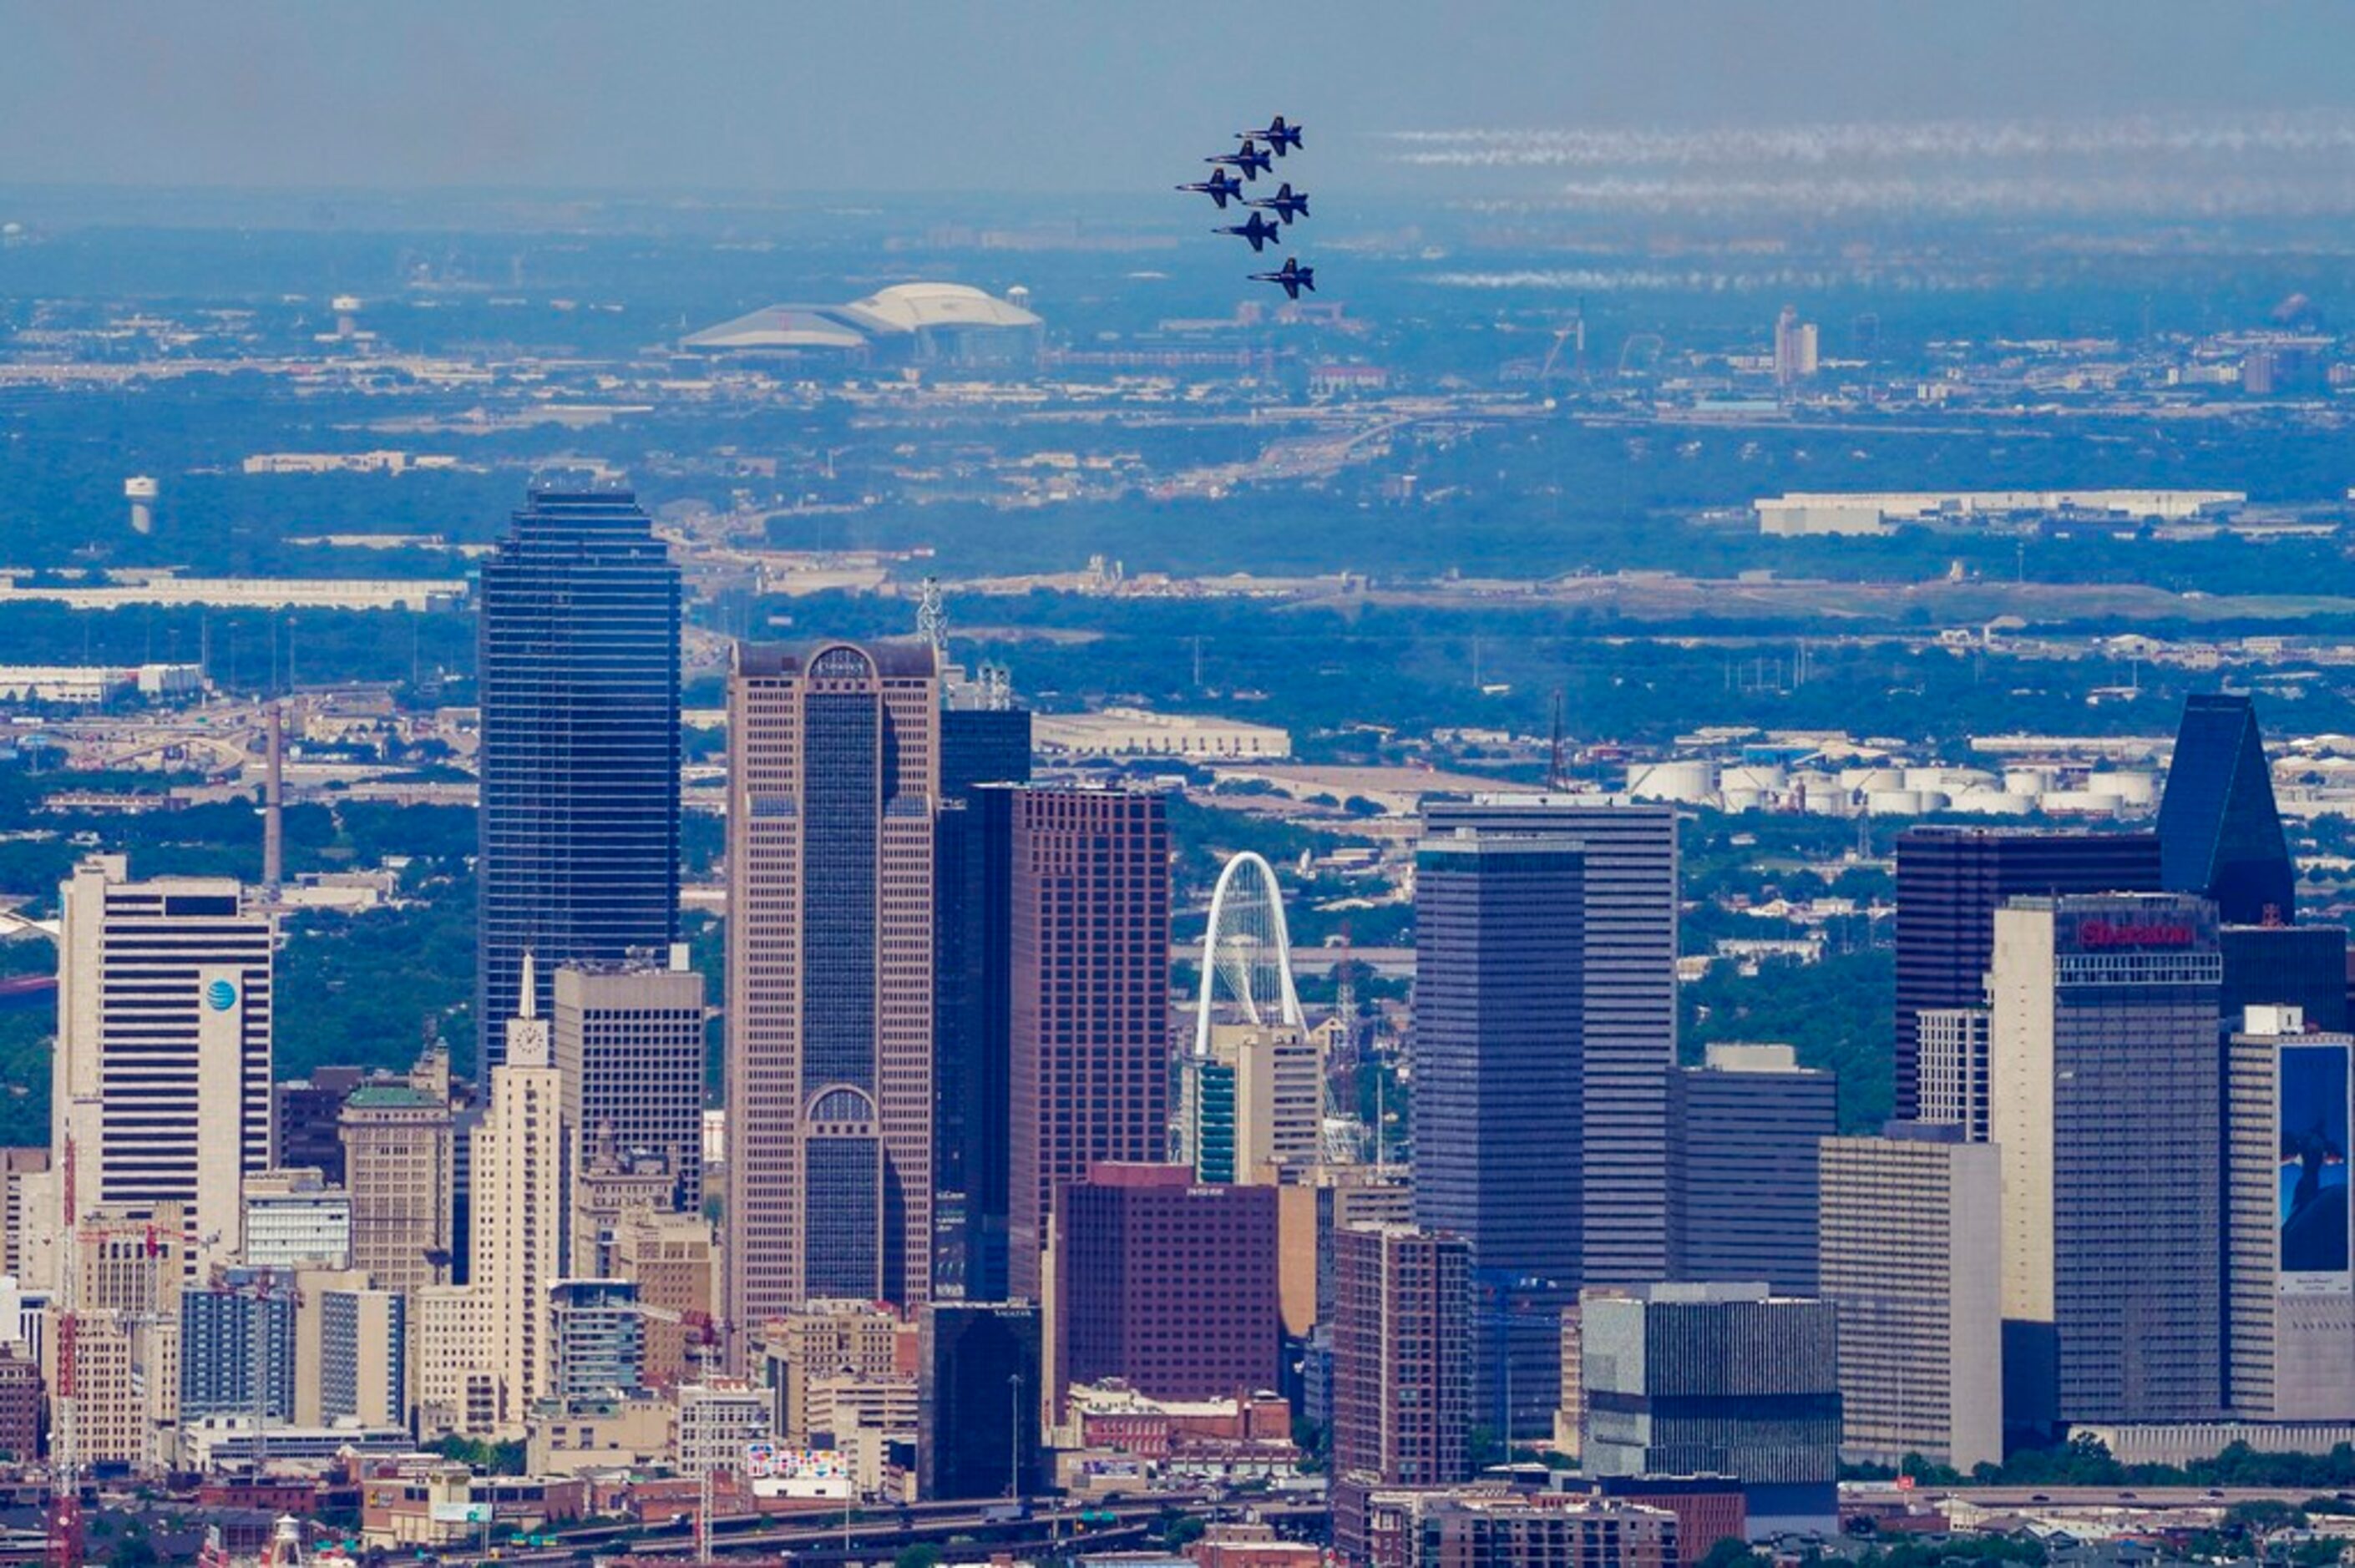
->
[682,281,1041,367]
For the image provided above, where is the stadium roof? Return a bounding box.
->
[683,281,1040,352]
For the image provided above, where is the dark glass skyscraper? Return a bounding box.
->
[932,707,1031,1302]
[1411,827,1583,1440]
[940,707,1033,802]
[2221,924,2350,1034]
[1892,827,2160,1121]
[2159,693,2297,926]
[476,488,680,1080]
[919,1302,1042,1500]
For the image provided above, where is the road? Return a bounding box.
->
[411,1489,1328,1566]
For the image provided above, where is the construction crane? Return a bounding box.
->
[1537,303,1587,383]
[1320,930,1366,1166]
[48,1136,81,1568]
[1547,689,1567,792]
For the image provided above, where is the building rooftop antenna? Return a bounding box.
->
[916,576,950,661]
[1547,689,1567,792]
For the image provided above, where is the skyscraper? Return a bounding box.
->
[179,1273,297,1423]
[1989,893,2223,1437]
[53,855,274,1276]
[1007,787,1171,1300]
[2220,924,2348,1034]
[2158,693,2296,926]
[317,1288,407,1429]
[1816,1125,2003,1473]
[1892,827,2161,1121]
[1184,850,1319,1187]
[1577,1283,1841,1535]
[1669,1044,1836,1296]
[469,969,568,1434]
[610,1210,720,1389]
[1412,827,1583,1439]
[553,959,706,1214]
[340,1071,455,1295]
[1330,1224,1472,1568]
[1050,1163,1279,1408]
[1183,1024,1321,1185]
[919,1301,1042,1500]
[273,1070,358,1186]
[2225,1006,2355,1421]
[933,707,1031,1301]
[1915,1008,1992,1143]
[940,706,1033,802]
[727,639,941,1334]
[476,487,681,1079]
[1421,797,1679,1286]
[549,1278,648,1401]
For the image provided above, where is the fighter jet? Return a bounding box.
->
[1248,258,1316,300]
[1240,116,1304,156]
[1177,167,1247,209]
[1206,139,1273,183]
[1218,211,1285,253]
[1245,182,1309,225]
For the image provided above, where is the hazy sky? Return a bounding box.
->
[3,2,2354,197]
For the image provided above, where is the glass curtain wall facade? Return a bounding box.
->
[476,488,680,1079]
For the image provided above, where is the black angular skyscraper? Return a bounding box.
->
[2158,693,2297,927]
[1892,827,2160,1121]
[476,488,681,1080]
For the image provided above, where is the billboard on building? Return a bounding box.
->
[747,1444,853,1500]
[2280,1040,2352,1286]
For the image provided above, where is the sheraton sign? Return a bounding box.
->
[2076,918,2196,949]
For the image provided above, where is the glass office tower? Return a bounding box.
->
[476,488,681,1080]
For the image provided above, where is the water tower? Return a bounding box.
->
[124,476,157,534]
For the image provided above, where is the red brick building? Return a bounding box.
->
[1051,1164,1279,1411]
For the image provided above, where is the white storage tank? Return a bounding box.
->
[1801,786,1854,816]
[1627,760,1716,803]
[2039,789,2122,816]
[1866,788,1930,816]
[1949,789,2034,817]
[1845,766,1905,793]
[2005,767,2057,797]
[1788,771,1842,809]
[1719,764,1788,797]
[2096,771,2158,807]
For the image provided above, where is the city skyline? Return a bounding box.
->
[6,17,2355,1546]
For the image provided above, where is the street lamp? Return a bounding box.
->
[1008,1371,1026,1502]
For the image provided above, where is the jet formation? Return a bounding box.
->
[1177,114,1315,299]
